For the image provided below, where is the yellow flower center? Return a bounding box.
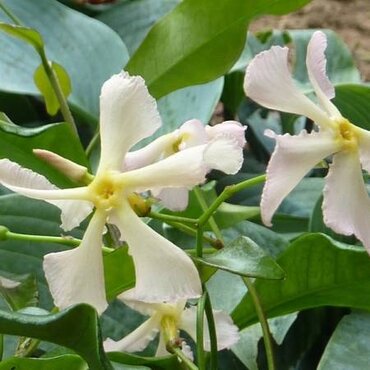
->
[336,118,358,150]
[88,172,123,210]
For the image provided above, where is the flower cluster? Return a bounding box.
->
[0,72,242,356]
[244,30,370,252]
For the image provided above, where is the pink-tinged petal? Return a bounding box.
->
[43,210,107,314]
[357,127,370,174]
[153,187,189,211]
[206,121,246,147]
[323,150,370,252]
[204,137,243,175]
[112,202,202,303]
[180,307,240,351]
[98,72,162,172]
[120,145,208,193]
[244,46,332,127]
[306,31,342,117]
[178,119,207,149]
[124,133,176,171]
[0,159,93,231]
[104,315,160,352]
[262,129,341,226]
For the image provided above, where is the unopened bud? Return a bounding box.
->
[128,193,151,217]
[0,226,9,241]
[33,149,93,184]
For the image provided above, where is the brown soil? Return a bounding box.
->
[250,0,370,81]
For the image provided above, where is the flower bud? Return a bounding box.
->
[127,193,151,217]
[0,225,9,241]
[33,149,93,184]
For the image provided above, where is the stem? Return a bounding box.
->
[194,187,223,241]
[196,293,207,370]
[6,231,80,247]
[149,211,198,224]
[243,277,275,370]
[198,175,266,227]
[86,129,100,157]
[39,51,78,136]
[0,2,22,25]
[160,220,222,249]
[5,230,113,253]
[204,292,218,370]
[168,345,199,370]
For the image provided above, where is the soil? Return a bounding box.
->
[250,0,370,81]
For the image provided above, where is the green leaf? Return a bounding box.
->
[0,273,37,311]
[317,311,370,370]
[34,62,72,116]
[0,304,112,370]
[127,0,311,98]
[0,121,88,187]
[97,0,179,55]
[333,84,370,130]
[108,352,178,370]
[0,0,128,118]
[232,233,370,329]
[196,236,285,279]
[104,248,135,301]
[0,22,44,54]
[0,354,88,370]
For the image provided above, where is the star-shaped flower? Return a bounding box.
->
[244,31,370,252]
[125,119,246,210]
[0,72,243,313]
[104,290,240,358]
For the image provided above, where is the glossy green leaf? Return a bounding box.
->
[0,354,88,370]
[0,22,43,53]
[0,121,88,187]
[232,233,370,329]
[108,352,178,370]
[104,247,135,301]
[0,304,112,370]
[127,0,311,98]
[333,84,370,130]
[34,62,72,116]
[317,311,370,370]
[0,273,37,311]
[97,0,179,55]
[196,236,285,279]
[0,0,128,118]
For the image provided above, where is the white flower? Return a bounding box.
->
[125,119,246,210]
[0,72,244,313]
[244,31,370,252]
[104,290,240,358]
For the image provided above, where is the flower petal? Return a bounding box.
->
[124,133,175,171]
[99,72,162,172]
[204,137,244,175]
[43,210,107,314]
[120,145,208,193]
[323,150,370,252]
[0,159,93,231]
[112,202,202,303]
[178,119,208,149]
[153,187,189,211]
[180,307,240,351]
[104,315,160,353]
[261,129,341,226]
[244,45,332,127]
[357,127,370,173]
[306,31,341,117]
[205,121,246,147]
